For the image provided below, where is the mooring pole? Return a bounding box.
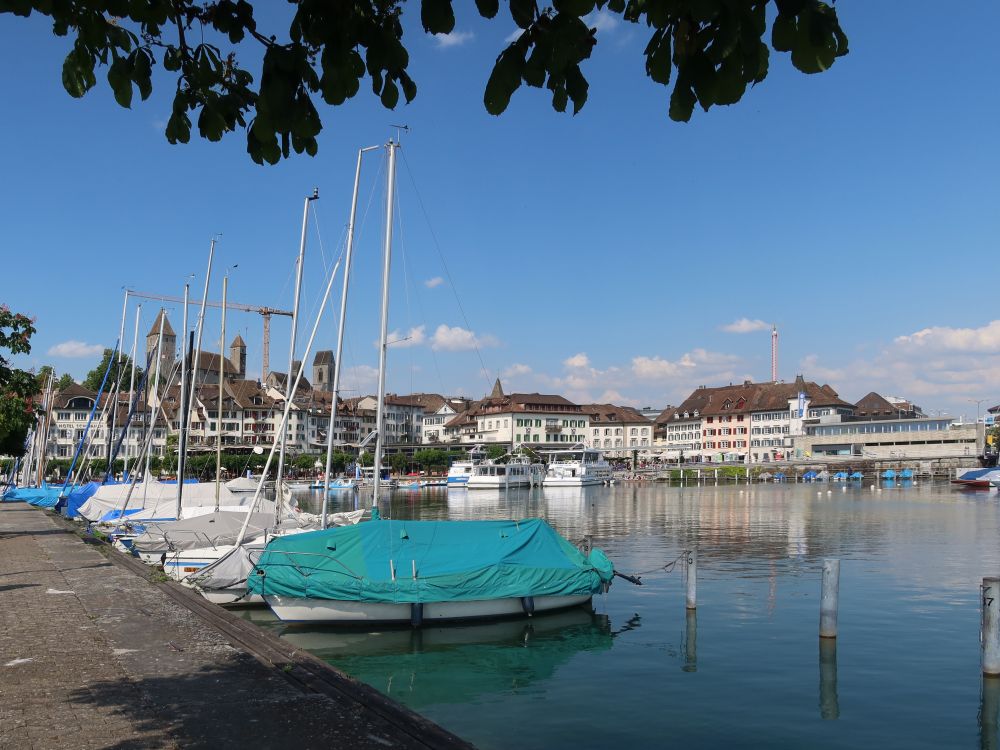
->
[984,577,1000,675]
[686,549,697,610]
[820,559,840,638]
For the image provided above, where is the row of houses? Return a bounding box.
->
[33,311,980,466]
[39,372,980,467]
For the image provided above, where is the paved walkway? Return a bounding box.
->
[0,503,472,749]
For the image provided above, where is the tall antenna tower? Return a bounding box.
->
[771,325,778,382]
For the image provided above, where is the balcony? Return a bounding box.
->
[545,424,562,433]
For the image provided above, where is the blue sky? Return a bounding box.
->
[3,2,999,420]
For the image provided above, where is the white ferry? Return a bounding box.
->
[466,455,545,490]
[542,448,612,487]
[447,447,487,487]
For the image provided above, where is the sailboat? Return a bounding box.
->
[248,141,617,624]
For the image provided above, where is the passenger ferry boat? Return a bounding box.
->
[466,455,545,490]
[447,446,487,487]
[542,448,612,487]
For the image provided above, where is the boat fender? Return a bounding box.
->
[411,602,424,628]
[521,596,535,615]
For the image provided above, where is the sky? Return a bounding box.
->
[2,2,999,421]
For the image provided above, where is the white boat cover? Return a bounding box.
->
[188,540,266,593]
[131,511,276,555]
[76,481,251,521]
[185,509,367,595]
[225,476,259,493]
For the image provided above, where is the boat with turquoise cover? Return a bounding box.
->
[249,517,615,625]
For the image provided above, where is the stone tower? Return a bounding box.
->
[229,334,247,380]
[145,309,177,375]
[313,350,334,391]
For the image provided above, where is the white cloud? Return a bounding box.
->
[504,29,524,43]
[385,326,426,348]
[341,365,379,396]
[503,363,532,378]
[433,30,474,48]
[431,324,499,351]
[721,318,771,334]
[563,352,590,369]
[585,9,619,33]
[894,320,1000,352]
[47,340,104,358]
[424,276,445,289]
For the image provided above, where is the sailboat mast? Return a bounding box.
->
[372,140,398,505]
[215,276,227,511]
[145,312,165,482]
[126,304,141,475]
[109,290,128,467]
[190,238,216,461]
[322,145,378,526]
[277,189,318,488]
[175,283,189,519]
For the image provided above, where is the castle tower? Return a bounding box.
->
[145,309,177,375]
[229,334,247,380]
[313,350,334,391]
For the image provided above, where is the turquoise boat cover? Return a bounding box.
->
[248,518,614,604]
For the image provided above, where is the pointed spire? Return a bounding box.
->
[147,308,175,337]
[230,334,246,348]
[489,377,504,399]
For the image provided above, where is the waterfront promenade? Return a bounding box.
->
[0,503,473,750]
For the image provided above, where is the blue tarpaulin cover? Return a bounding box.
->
[249,518,614,604]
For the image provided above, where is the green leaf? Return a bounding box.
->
[553,0,595,15]
[61,47,96,98]
[474,0,500,18]
[421,0,456,35]
[510,0,535,29]
[565,65,588,114]
[107,55,133,108]
[644,28,671,86]
[163,47,181,72]
[668,79,696,122]
[772,15,795,52]
[380,79,399,109]
[484,45,526,115]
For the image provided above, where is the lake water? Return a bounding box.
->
[246,481,1000,749]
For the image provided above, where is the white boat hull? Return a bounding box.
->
[198,587,264,606]
[264,593,592,623]
[466,477,533,489]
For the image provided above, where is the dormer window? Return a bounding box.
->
[736,398,746,409]
[723,399,733,410]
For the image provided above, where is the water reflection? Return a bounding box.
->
[245,607,614,709]
[983,677,1000,750]
[819,638,839,720]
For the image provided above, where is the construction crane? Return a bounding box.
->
[125,289,292,376]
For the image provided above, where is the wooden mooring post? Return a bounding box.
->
[820,559,840,639]
[984,577,1000,675]
[686,549,697,610]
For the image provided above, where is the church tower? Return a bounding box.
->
[145,309,177,375]
[313,350,334,391]
[229,334,247,380]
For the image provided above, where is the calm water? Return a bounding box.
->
[245,481,1000,749]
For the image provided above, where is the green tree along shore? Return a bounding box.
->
[1,1,847,164]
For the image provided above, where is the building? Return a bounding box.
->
[794,416,977,460]
[582,403,653,454]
